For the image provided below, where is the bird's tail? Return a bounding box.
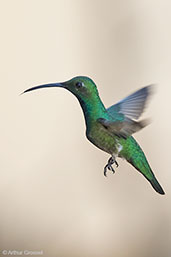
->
[149,176,165,195]
[120,137,165,195]
[128,158,165,195]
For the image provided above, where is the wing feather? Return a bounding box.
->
[98,117,149,138]
[107,85,154,120]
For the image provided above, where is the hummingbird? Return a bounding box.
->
[23,76,165,195]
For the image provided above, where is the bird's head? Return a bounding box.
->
[23,76,99,102]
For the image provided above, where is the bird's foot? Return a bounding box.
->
[115,160,119,167]
[104,157,119,177]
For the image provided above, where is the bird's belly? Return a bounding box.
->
[86,123,119,155]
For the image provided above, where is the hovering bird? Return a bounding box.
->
[23,76,165,195]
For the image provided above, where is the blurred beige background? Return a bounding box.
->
[0,0,171,257]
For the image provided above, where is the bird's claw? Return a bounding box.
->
[115,160,119,167]
[104,157,119,177]
[104,164,115,177]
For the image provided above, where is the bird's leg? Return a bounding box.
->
[104,156,119,177]
[104,157,115,176]
[115,160,119,167]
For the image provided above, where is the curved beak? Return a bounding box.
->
[22,82,64,94]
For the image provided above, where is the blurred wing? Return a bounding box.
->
[107,85,153,120]
[98,118,149,138]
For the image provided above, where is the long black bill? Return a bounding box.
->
[22,83,63,94]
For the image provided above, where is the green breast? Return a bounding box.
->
[86,121,118,154]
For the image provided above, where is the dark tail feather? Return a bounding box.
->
[121,136,165,195]
[128,158,165,195]
[150,176,165,195]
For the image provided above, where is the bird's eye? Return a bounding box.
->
[75,82,83,88]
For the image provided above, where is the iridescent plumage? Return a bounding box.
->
[23,76,165,195]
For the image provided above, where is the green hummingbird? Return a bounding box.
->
[23,76,165,195]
